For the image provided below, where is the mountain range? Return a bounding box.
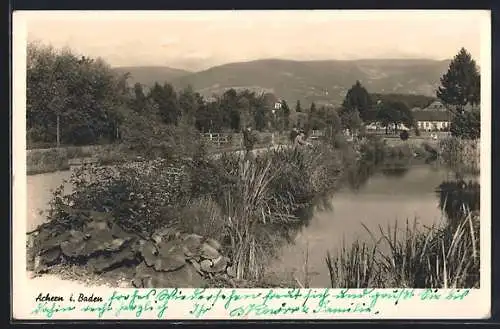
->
[113,58,450,106]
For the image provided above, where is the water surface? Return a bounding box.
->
[268,164,467,287]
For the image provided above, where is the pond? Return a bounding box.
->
[267,160,479,287]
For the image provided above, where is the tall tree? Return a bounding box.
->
[150,82,181,125]
[281,100,291,130]
[437,48,481,139]
[131,82,147,113]
[437,47,481,113]
[178,85,202,126]
[295,100,302,113]
[342,80,373,122]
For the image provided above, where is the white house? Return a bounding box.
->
[413,110,451,131]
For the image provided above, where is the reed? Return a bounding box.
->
[325,207,480,288]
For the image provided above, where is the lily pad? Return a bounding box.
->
[153,254,186,272]
[205,238,222,251]
[182,235,203,255]
[41,231,72,251]
[140,241,158,266]
[157,240,185,258]
[85,219,109,231]
[40,247,61,265]
[111,223,130,239]
[149,264,206,288]
[135,261,157,277]
[61,240,86,258]
[87,248,136,273]
[102,238,128,252]
[209,256,228,273]
[200,243,220,260]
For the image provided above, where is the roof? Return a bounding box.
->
[423,100,447,111]
[413,110,451,122]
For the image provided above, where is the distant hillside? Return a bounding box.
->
[113,66,192,86]
[370,93,437,109]
[171,58,450,106]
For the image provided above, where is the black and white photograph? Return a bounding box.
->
[13,10,489,306]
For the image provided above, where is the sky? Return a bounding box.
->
[17,10,488,72]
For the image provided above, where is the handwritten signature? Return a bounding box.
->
[30,288,471,319]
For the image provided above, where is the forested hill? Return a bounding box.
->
[113,66,192,86]
[114,58,450,106]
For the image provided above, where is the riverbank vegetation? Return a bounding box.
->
[325,178,480,289]
[438,137,480,174]
[325,208,479,288]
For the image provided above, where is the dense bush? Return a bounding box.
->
[47,159,192,237]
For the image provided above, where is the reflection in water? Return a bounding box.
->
[344,157,413,191]
[436,179,480,223]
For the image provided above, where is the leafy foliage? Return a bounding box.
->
[376,100,413,134]
[27,42,129,146]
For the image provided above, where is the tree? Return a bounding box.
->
[342,80,373,122]
[131,83,147,113]
[178,85,202,126]
[450,108,480,139]
[309,102,317,115]
[339,107,362,132]
[295,100,302,113]
[27,42,129,146]
[148,82,181,125]
[376,101,413,135]
[281,100,291,130]
[195,100,223,133]
[324,107,342,138]
[437,47,481,112]
[437,47,481,139]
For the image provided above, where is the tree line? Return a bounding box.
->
[26,42,480,148]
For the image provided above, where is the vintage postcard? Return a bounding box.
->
[12,10,491,320]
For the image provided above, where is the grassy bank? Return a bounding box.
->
[26,133,290,175]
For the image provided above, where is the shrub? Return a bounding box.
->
[47,158,192,237]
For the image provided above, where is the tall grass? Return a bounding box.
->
[325,207,480,288]
[439,137,480,174]
[209,144,345,281]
